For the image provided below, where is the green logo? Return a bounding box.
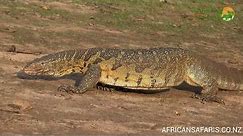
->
[221,7,235,21]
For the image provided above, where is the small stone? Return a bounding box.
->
[175,111,181,116]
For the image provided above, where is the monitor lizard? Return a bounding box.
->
[17,48,243,104]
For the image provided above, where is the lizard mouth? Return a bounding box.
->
[17,69,56,80]
[22,67,43,76]
[20,65,55,76]
[17,70,34,79]
[16,67,44,79]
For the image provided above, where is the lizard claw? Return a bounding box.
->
[58,85,87,94]
[58,85,75,93]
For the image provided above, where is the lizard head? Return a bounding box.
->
[22,58,57,77]
[18,52,80,79]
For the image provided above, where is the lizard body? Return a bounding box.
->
[18,48,243,103]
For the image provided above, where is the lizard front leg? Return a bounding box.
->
[58,65,101,93]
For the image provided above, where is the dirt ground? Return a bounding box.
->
[0,0,243,135]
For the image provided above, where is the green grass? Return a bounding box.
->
[71,0,231,34]
[2,0,240,36]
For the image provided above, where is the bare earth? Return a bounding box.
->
[0,0,243,135]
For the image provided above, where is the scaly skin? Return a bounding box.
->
[18,48,243,103]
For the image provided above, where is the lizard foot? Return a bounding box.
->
[192,94,225,104]
[58,85,87,94]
